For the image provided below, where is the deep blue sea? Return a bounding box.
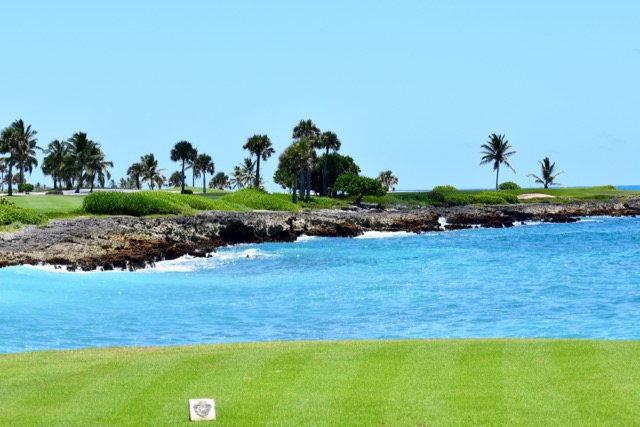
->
[1,216,640,353]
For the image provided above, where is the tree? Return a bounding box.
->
[209,172,230,190]
[193,153,215,193]
[277,139,315,203]
[480,133,516,190]
[42,140,68,189]
[528,157,563,188]
[237,157,256,188]
[10,119,40,185]
[0,126,18,196]
[139,153,166,190]
[0,160,6,192]
[85,145,113,192]
[243,134,275,188]
[308,153,360,197]
[66,132,98,193]
[377,170,398,191]
[317,131,341,196]
[292,119,321,199]
[333,173,386,204]
[170,141,197,193]
[168,171,183,188]
[127,162,144,190]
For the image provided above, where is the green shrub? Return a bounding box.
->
[0,201,47,226]
[82,191,224,216]
[219,189,300,211]
[590,185,617,190]
[17,183,35,193]
[181,189,193,194]
[498,181,521,190]
[333,173,386,204]
[45,189,64,195]
[432,185,458,191]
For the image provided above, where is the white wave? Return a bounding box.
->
[295,234,319,242]
[355,231,414,239]
[145,248,278,273]
[23,264,124,274]
[438,216,448,229]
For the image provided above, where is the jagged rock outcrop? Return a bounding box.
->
[1,197,639,271]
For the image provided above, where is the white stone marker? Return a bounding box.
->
[189,398,216,421]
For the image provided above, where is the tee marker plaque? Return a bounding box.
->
[189,398,216,422]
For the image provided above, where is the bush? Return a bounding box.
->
[0,199,47,226]
[45,189,64,195]
[17,183,35,193]
[498,181,521,190]
[219,189,300,211]
[333,173,386,204]
[432,185,458,191]
[181,189,193,195]
[82,191,225,216]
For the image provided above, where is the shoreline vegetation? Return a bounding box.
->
[1,187,639,271]
[2,339,640,425]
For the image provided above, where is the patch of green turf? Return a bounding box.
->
[1,339,639,426]
[7,195,84,216]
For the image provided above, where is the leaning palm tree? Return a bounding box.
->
[377,170,399,191]
[316,131,341,196]
[170,141,197,193]
[85,145,113,192]
[238,157,256,188]
[10,119,40,185]
[127,162,144,190]
[0,126,19,196]
[193,153,215,193]
[528,157,563,188]
[66,132,99,193]
[243,134,275,189]
[230,165,244,190]
[480,133,516,190]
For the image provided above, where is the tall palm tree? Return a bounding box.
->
[193,153,215,193]
[85,145,113,192]
[0,126,19,196]
[188,148,199,188]
[127,162,144,190]
[170,141,197,193]
[480,133,516,190]
[238,157,256,188]
[528,157,563,188]
[377,170,398,191]
[139,153,166,190]
[243,134,275,188]
[293,119,321,198]
[42,140,68,189]
[66,132,97,193]
[317,131,341,196]
[10,119,40,185]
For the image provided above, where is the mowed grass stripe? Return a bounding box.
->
[2,340,640,426]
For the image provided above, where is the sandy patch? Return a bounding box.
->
[517,193,556,200]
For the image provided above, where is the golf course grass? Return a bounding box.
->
[7,195,84,217]
[2,339,639,426]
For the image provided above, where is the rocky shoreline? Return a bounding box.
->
[2,198,639,271]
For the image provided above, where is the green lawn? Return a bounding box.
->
[6,195,84,217]
[1,339,639,426]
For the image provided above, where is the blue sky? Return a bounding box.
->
[2,1,638,191]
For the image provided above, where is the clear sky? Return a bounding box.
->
[2,1,638,191]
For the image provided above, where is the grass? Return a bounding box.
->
[5,195,84,218]
[1,339,639,426]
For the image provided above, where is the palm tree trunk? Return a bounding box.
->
[292,173,298,203]
[495,164,500,190]
[19,163,25,185]
[322,149,329,197]
[75,173,84,193]
[203,174,206,193]
[255,156,261,189]
[299,170,305,202]
[306,168,311,201]
[181,161,186,193]
[7,161,13,196]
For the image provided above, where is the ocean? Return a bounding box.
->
[1,216,639,353]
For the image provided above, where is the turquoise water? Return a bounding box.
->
[1,217,639,353]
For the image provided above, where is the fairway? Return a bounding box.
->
[1,340,639,426]
[6,195,84,215]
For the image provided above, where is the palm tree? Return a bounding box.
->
[193,153,215,193]
[243,134,275,188]
[528,157,563,188]
[293,119,321,199]
[480,133,516,190]
[42,140,68,189]
[85,145,113,192]
[230,165,244,190]
[188,148,199,188]
[0,160,6,192]
[209,172,230,190]
[170,141,197,193]
[278,139,315,203]
[377,170,399,191]
[238,157,256,188]
[10,119,40,185]
[168,171,183,188]
[139,153,166,190]
[317,131,341,196]
[0,126,18,196]
[66,132,98,193]
[127,162,144,190]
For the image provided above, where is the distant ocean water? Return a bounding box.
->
[1,217,639,353]
[616,185,640,190]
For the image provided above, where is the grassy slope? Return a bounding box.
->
[1,339,639,426]
[7,195,84,216]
